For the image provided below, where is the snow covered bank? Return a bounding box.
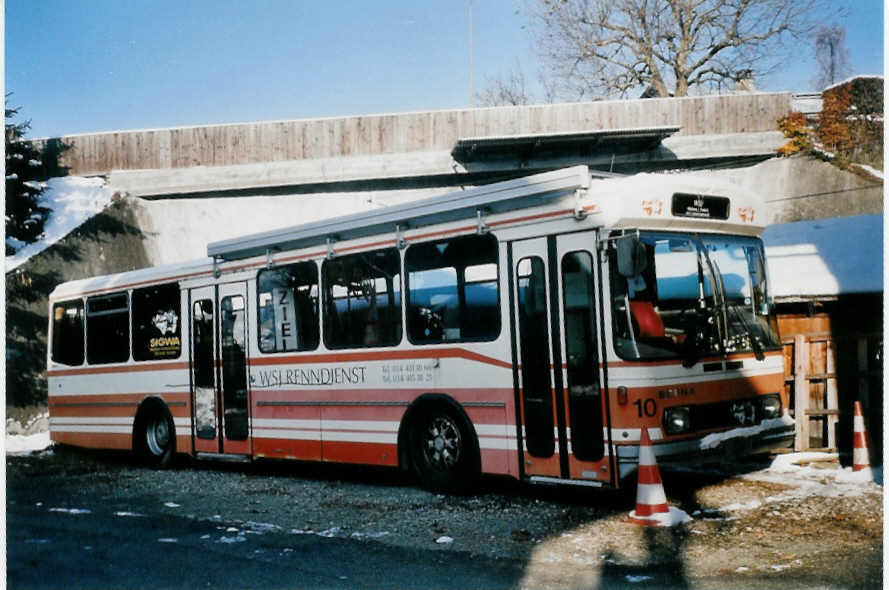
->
[5,176,114,272]
[6,411,52,455]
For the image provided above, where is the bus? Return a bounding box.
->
[47,165,794,492]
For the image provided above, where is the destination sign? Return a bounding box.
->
[671,193,730,220]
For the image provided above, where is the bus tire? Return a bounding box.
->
[134,402,176,469]
[408,402,479,494]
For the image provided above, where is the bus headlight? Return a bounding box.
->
[760,394,782,419]
[664,406,691,435]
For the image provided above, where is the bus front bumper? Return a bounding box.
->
[616,416,795,480]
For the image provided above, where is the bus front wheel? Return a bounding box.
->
[134,403,176,469]
[408,404,478,493]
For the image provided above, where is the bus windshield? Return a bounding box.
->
[610,231,780,363]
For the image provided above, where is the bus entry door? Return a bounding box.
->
[189,283,251,456]
[510,233,612,485]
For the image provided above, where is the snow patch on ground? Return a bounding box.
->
[733,452,883,508]
[629,506,693,527]
[6,431,52,455]
[5,176,114,272]
[48,507,91,515]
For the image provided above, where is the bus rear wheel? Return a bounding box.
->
[409,404,478,493]
[135,404,176,469]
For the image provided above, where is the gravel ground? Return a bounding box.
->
[7,445,884,589]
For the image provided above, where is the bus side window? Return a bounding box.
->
[132,283,182,361]
[405,233,500,344]
[86,292,130,364]
[257,261,319,353]
[51,299,85,366]
[322,248,402,349]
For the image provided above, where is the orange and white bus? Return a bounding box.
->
[47,166,793,491]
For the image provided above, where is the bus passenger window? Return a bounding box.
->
[323,248,402,348]
[257,261,319,353]
[405,233,499,344]
[51,299,85,366]
[86,292,130,364]
[132,283,182,361]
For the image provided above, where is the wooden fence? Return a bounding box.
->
[40,93,792,176]
[779,310,883,453]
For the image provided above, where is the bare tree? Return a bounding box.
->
[475,68,531,106]
[531,0,832,99]
[812,24,852,90]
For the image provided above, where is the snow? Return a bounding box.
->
[763,214,883,298]
[822,74,884,94]
[854,164,884,180]
[5,431,52,455]
[628,506,693,527]
[699,417,794,450]
[5,176,114,272]
[736,452,883,506]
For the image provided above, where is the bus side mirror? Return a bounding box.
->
[616,236,647,277]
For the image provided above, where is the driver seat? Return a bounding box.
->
[630,301,666,339]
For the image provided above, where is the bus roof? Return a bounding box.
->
[50,257,213,301]
[585,171,768,235]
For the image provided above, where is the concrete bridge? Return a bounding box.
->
[47,93,792,199]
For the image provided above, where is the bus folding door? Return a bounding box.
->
[189,283,252,456]
[510,233,614,486]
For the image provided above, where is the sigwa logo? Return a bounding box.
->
[152,310,179,335]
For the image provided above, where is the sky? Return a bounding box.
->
[4,0,885,139]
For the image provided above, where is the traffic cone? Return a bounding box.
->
[628,427,671,526]
[852,401,873,475]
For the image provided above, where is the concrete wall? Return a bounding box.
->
[132,186,448,266]
[711,156,884,223]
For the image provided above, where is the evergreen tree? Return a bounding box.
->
[6,102,51,255]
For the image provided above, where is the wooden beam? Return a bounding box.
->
[793,334,810,451]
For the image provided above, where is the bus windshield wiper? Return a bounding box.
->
[693,235,728,355]
[713,259,765,362]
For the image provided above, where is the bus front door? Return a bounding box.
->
[511,233,613,485]
[189,283,251,456]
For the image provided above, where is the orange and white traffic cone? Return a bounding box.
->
[852,401,873,476]
[628,427,671,526]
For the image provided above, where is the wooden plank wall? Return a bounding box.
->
[779,313,839,451]
[42,93,792,177]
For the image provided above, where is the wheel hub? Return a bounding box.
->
[146,416,169,456]
[423,415,461,471]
